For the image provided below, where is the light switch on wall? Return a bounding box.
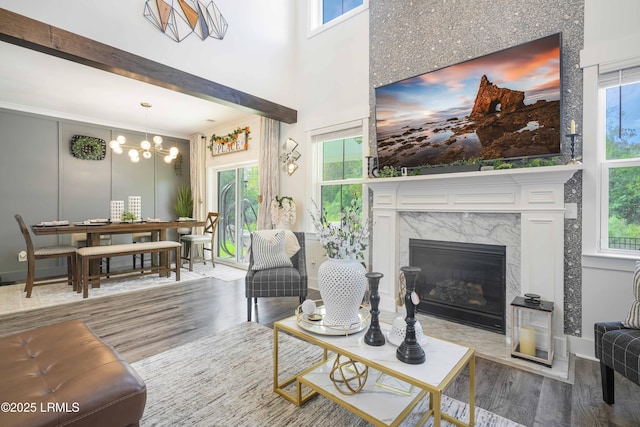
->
[565,203,578,219]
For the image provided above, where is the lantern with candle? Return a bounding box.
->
[510,294,555,367]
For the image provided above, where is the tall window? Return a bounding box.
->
[599,67,640,252]
[309,0,367,34]
[216,165,259,264]
[320,136,363,221]
[322,0,363,24]
[312,122,365,222]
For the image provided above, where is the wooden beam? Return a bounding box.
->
[0,8,297,124]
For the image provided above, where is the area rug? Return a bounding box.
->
[0,263,246,316]
[132,322,525,427]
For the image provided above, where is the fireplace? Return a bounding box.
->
[410,239,506,334]
[367,166,580,357]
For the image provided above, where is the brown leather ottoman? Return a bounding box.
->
[0,320,146,427]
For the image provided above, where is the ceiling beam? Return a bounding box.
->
[0,8,297,124]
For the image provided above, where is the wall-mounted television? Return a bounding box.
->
[374,33,562,169]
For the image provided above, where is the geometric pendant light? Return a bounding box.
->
[108,103,179,164]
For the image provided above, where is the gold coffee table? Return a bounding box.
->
[273,312,475,427]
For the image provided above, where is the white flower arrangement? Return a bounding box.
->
[309,198,370,260]
[271,195,296,226]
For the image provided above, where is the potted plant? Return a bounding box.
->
[121,211,138,222]
[174,185,193,234]
[174,185,193,219]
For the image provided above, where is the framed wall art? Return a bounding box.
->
[70,135,107,160]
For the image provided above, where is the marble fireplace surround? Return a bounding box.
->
[366,164,581,359]
[402,211,519,334]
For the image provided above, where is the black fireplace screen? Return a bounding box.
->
[410,239,506,334]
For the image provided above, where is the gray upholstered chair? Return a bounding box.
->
[594,322,640,404]
[246,231,307,321]
[15,214,77,297]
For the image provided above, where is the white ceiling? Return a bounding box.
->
[0,41,252,139]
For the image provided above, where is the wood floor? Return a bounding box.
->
[1,276,638,427]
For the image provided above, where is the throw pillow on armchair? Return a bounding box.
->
[250,230,293,271]
[623,261,640,329]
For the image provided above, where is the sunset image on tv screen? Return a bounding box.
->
[374,33,561,168]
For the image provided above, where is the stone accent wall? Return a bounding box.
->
[369,0,584,336]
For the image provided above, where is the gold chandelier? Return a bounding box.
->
[108,103,179,164]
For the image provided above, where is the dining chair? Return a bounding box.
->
[179,212,220,271]
[14,214,77,297]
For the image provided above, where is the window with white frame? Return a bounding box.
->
[599,66,640,252]
[311,123,364,222]
[309,0,367,34]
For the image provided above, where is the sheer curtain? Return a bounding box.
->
[258,117,280,230]
[190,134,207,233]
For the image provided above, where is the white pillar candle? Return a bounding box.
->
[519,326,536,356]
[570,120,576,134]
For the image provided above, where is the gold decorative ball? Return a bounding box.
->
[329,354,368,395]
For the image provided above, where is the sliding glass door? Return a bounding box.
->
[217,165,258,264]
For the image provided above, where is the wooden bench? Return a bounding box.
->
[77,241,182,298]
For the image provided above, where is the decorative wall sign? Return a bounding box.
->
[208,127,251,156]
[70,135,106,160]
[143,0,228,43]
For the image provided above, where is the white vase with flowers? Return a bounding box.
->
[309,198,370,328]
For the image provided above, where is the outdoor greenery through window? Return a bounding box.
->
[320,136,363,222]
[602,68,640,251]
[217,166,258,263]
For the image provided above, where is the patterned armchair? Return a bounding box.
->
[594,322,640,404]
[245,231,307,322]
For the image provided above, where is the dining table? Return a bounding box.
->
[32,219,205,276]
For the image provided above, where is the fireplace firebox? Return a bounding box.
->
[410,239,506,334]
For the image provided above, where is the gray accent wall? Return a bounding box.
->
[369,0,584,336]
[0,108,190,282]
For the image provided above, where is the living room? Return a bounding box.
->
[0,1,639,426]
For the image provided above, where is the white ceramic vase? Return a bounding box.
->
[318,258,367,328]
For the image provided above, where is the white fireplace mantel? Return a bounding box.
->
[366,164,581,214]
[365,164,581,356]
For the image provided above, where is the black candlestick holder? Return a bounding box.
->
[366,156,379,178]
[566,133,582,165]
[396,266,425,364]
[364,272,385,346]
